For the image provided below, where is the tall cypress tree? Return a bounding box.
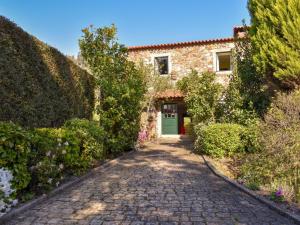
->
[248,0,300,88]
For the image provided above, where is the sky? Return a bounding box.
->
[0,0,250,56]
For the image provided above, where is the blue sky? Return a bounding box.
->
[1,0,250,56]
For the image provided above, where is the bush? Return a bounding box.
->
[63,118,104,160]
[0,122,31,197]
[0,119,105,200]
[241,90,300,202]
[177,71,222,125]
[0,16,95,128]
[195,123,245,158]
[28,128,83,192]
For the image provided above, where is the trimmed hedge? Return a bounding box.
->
[194,123,246,158]
[0,16,95,128]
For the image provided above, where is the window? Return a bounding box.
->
[162,104,177,118]
[216,52,232,72]
[155,56,169,75]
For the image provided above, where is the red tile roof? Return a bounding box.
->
[128,26,248,51]
[155,89,184,100]
[128,37,234,51]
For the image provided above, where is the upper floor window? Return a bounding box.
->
[155,56,169,75]
[216,52,232,72]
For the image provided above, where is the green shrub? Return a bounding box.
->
[195,123,245,158]
[28,128,82,191]
[240,119,260,153]
[241,90,300,202]
[177,71,223,125]
[79,25,146,155]
[28,119,105,193]
[0,16,95,128]
[0,122,31,196]
[0,119,104,198]
[64,118,104,160]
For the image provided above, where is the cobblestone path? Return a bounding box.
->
[6,138,296,225]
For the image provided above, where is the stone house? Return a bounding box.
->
[128,27,245,138]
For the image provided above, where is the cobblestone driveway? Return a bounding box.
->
[6,138,296,225]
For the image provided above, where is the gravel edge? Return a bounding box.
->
[0,150,136,224]
[201,154,300,225]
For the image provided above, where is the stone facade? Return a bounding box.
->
[128,36,236,138]
[128,41,235,85]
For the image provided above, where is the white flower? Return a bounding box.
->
[57,138,62,143]
[11,199,18,206]
[64,141,69,146]
[52,154,56,159]
[62,149,66,155]
[47,178,52,184]
[46,151,51,157]
[56,182,59,187]
[59,164,64,170]
[58,143,61,147]
[0,168,14,196]
[0,168,17,212]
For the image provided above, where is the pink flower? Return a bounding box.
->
[138,130,148,142]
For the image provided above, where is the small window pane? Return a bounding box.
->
[217,53,231,71]
[155,56,169,75]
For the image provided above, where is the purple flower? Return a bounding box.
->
[275,187,283,197]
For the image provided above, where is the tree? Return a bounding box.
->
[248,0,300,88]
[177,71,222,125]
[217,29,271,123]
[79,25,146,154]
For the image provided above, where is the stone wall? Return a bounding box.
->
[128,41,235,85]
[129,40,235,137]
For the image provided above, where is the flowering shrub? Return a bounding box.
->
[138,130,148,144]
[0,122,31,196]
[63,119,104,160]
[270,188,285,202]
[0,168,18,215]
[0,119,105,213]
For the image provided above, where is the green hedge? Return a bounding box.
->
[194,123,246,158]
[0,119,104,199]
[0,16,95,128]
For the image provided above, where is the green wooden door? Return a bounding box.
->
[162,103,178,134]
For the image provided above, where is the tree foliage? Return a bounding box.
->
[177,71,222,125]
[248,0,300,88]
[79,25,146,154]
[217,30,271,124]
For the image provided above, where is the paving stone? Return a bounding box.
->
[4,138,297,225]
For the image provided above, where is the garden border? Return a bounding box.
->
[0,150,136,224]
[201,154,300,225]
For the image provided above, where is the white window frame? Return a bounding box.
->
[212,47,233,74]
[151,53,172,76]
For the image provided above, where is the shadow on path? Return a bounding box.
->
[6,138,296,225]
